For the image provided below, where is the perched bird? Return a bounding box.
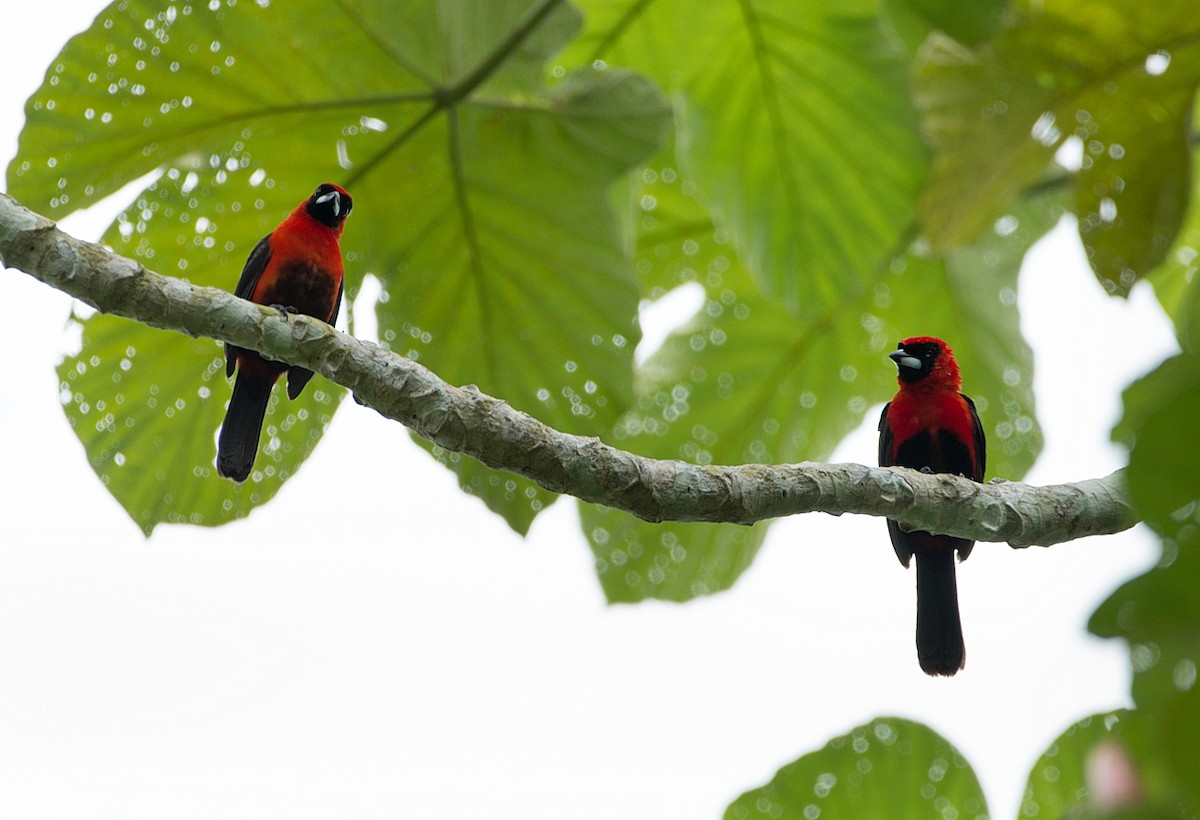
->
[216,182,352,482]
[878,337,986,676]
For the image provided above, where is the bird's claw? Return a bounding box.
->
[271,303,299,316]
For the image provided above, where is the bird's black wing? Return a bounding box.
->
[878,402,915,567]
[962,394,986,482]
[877,401,893,467]
[225,234,272,377]
[284,277,343,400]
[233,234,272,300]
[329,278,344,328]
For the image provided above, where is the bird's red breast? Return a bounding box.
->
[247,198,347,317]
[884,390,982,476]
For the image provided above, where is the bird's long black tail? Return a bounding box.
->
[217,371,273,482]
[915,547,966,676]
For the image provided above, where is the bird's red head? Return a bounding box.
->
[889,336,961,391]
[302,182,353,231]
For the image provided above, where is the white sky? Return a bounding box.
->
[0,3,1181,818]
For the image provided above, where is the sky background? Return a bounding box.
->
[0,2,1183,818]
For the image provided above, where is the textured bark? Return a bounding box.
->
[0,192,1137,546]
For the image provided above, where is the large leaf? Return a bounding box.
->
[725,717,987,820]
[567,0,929,319]
[370,66,669,532]
[916,0,1200,295]
[582,166,1052,603]
[11,0,670,532]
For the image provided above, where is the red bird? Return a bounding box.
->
[216,183,352,482]
[878,337,985,676]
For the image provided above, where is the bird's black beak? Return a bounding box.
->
[889,349,922,371]
[316,189,341,216]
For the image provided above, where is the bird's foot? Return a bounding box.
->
[271,304,300,318]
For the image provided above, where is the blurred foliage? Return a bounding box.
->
[915,0,1200,297]
[1019,710,1193,818]
[1115,355,1200,527]
[1014,361,1200,816]
[1076,519,1200,816]
[1113,352,1200,813]
[12,0,1200,814]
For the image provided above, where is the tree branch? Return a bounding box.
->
[0,192,1138,546]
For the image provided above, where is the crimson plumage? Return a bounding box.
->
[216,183,352,482]
[878,336,985,676]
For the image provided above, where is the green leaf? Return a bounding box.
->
[1088,532,1200,649]
[1021,710,1123,819]
[1126,381,1200,525]
[582,164,1052,603]
[1159,685,1200,812]
[58,311,344,534]
[725,716,987,820]
[916,0,1200,295]
[1147,148,1200,355]
[1075,89,1191,299]
[11,0,670,532]
[1106,366,1200,719]
[582,505,766,603]
[1112,354,1200,526]
[371,66,670,532]
[1019,709,1186,818]
[1147,255,1200,357]
[569,0,930,319]
[1090,520,1200,712]
[1024,672,1199,814]
[882,0,1006,54]
[1113,354,1200,448]
[1084,520,1200,814]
